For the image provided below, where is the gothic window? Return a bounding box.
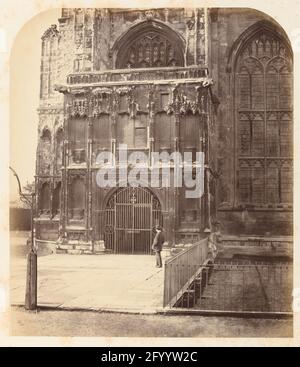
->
[180,114,199,162]
[93,115,111,152]
[74,59,80,72]
[40,182,50,215]
[180,195,199,223]
[134,116,148,148]
[160,93,169,109]
[61,9,71,18]
[117,114,148,149]
[69,176,85,220]
[235,30,293,204]
[40,128,51,175]
[75,9,84,25]
[55,128,63,169]
[40,26,59,97]
[154,112,174,153]
[41,128,51,142]
[68,118,87,164]
[117,30,184,69]
[117,114,131,146]
[52,182,61,216]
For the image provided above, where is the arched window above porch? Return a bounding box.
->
[113,21,185,69]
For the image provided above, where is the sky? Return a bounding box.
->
[9,8,61,203]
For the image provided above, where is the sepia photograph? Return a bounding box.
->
[1,0,299,345]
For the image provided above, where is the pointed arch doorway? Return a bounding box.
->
[104,187,163,254]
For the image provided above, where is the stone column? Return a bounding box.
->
[111,89,118,165]
[60,99,70,244]
[87,94,93,245]
[173,88,181,243]
[202,88,211,231]
[148,87,155,166]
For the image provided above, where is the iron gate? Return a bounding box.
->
[104,187,162,254]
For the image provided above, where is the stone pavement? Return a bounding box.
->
[10,253,164,312]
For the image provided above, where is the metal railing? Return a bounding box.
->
[165,258,293,315]
[163,238,209,308]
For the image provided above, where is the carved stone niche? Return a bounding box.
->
[71,149,86,164]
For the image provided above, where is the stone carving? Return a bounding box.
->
[147,89,155,118]
[69,98,88,117]
[70,149,85,164]
[92,87,112,95]
[92,89,112,117]
[145,10,154,21]
[165,84,210,115]
[42,24,59,40]
[116,86,140,118]
[186,19,195,30]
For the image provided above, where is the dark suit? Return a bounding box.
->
[152,231,165,267]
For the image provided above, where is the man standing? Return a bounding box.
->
[152,226,164,268]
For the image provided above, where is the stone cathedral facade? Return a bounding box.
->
[35,8,293,254]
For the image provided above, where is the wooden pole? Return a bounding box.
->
[25,252,37,310]
[25,194,37,310]
[9,167,38,311]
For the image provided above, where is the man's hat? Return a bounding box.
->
[156,225,162,231]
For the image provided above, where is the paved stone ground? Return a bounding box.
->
[7,307,292,337]
[11,252,164,312]
[10,232,292,314]
[8,232,293,338]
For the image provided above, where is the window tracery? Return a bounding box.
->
[235,30,293,204]
[118,30,183,69]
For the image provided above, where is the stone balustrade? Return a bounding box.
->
[66,66,209,85]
